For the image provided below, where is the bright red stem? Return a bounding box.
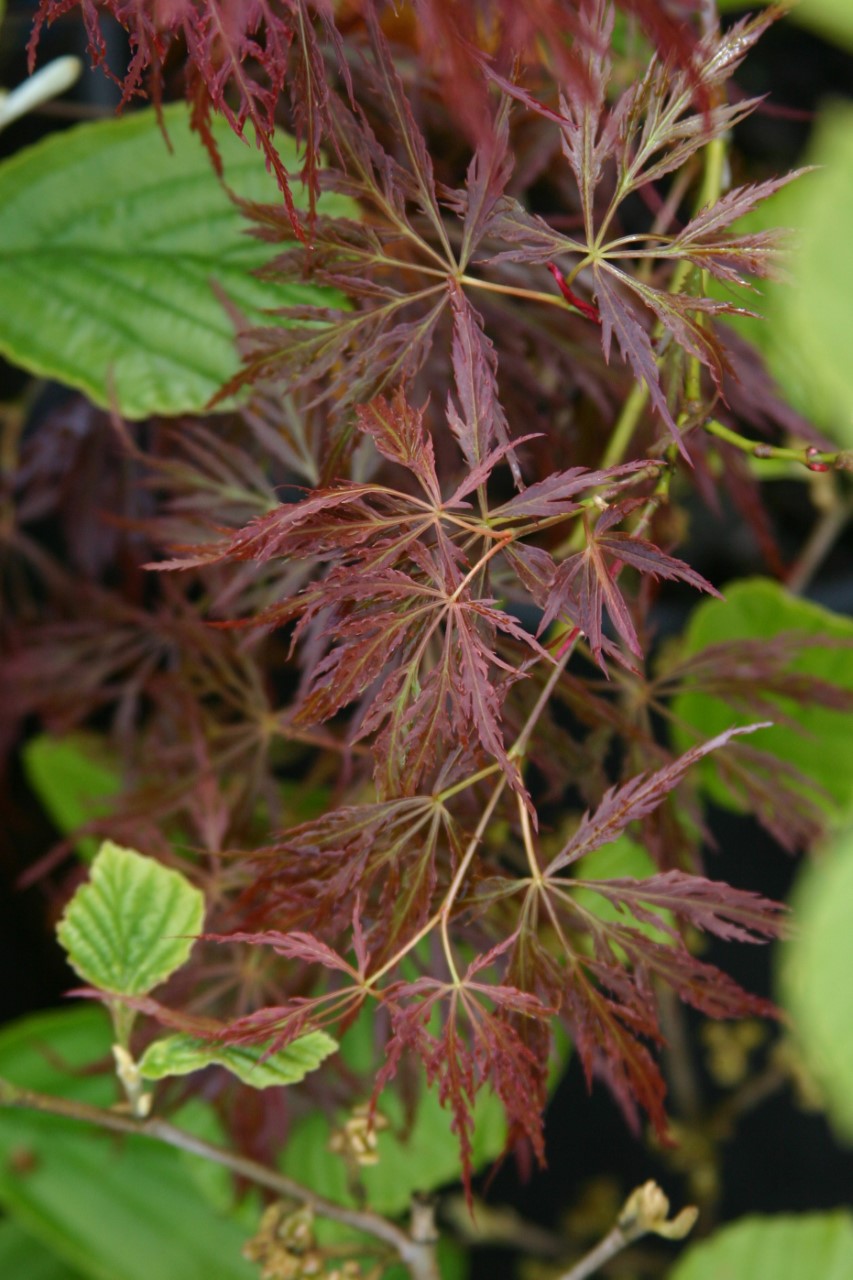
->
[546,262,601,325]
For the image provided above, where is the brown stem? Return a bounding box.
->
[0,1077,441,1280]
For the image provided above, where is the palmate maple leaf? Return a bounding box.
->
[535,501,720,668]
[153,387,539,794]
[481,725,789,1132]
[220,30,517,427]
[374,943,553,1202]
[156,385,667,795]
[479,7,795,448]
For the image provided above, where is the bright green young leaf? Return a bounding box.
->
[57,840,204,996]
[705,105,853,448]
[138,1031,337,1089]
[0,1219,86,1280]
[670,578,853,821]
[780,824,853,1141]
[0,103,348,418]
[22,734,121,861]
[0,1006,255,1280]
[670,1211,853,1280]
[769,106,853,448]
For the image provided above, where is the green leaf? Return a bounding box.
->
[22,734,121,861]
[279,1090,508,1221]
[768,106,853,448]
[0,1220,86,1280]
[780,824,853,1141]
[0,103,349,418]
[57,840,204,996]
[0,1006,255,1280]
[706,105,853,449]
[670,578,853,820]
[670,1212,853,1280]
[138,1031,337,1089]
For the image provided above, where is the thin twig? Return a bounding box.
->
[0,1077,442,1280]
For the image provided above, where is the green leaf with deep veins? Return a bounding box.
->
[670,579,853,821]
[138,1031,338,1089]
[671,1212,853,1280]
[0,103,349,418]
[57,841,204,996]
[0,1006,255,1280]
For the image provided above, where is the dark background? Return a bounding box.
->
[2,4,853,1275]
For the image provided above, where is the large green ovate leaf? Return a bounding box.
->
[0,1006,254,1280]
[780,824,853,1141]
[670,1212,853,1280]
[0,104,347,418]
[770,106,853,448]
[22,734,121,861]
[671,579,853,821]
[57,840,204,995]
[138,1031,337,1088]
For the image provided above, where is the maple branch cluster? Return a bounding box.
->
[17,0,845,1190]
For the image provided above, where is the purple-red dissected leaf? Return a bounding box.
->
[377,959,552,1202]
[669,172,808,283]
[30,1,314,237]
[491,459,660,521]
[595,529,720,597]
[594,267,685,450]
[658,634,853,720]
[149,483,382,571]
[561,954,668,1133]
[603,930,779,1022]
[447,285,519,485]
[362,5,450,248]
[575,870,787,944]
[237,796,454,957]
[446,435,542,506]
[452,96,515,270]
[210,928,359,977]
[356,391,441,504]
[539,505,718,664]
[545,724,768,875]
